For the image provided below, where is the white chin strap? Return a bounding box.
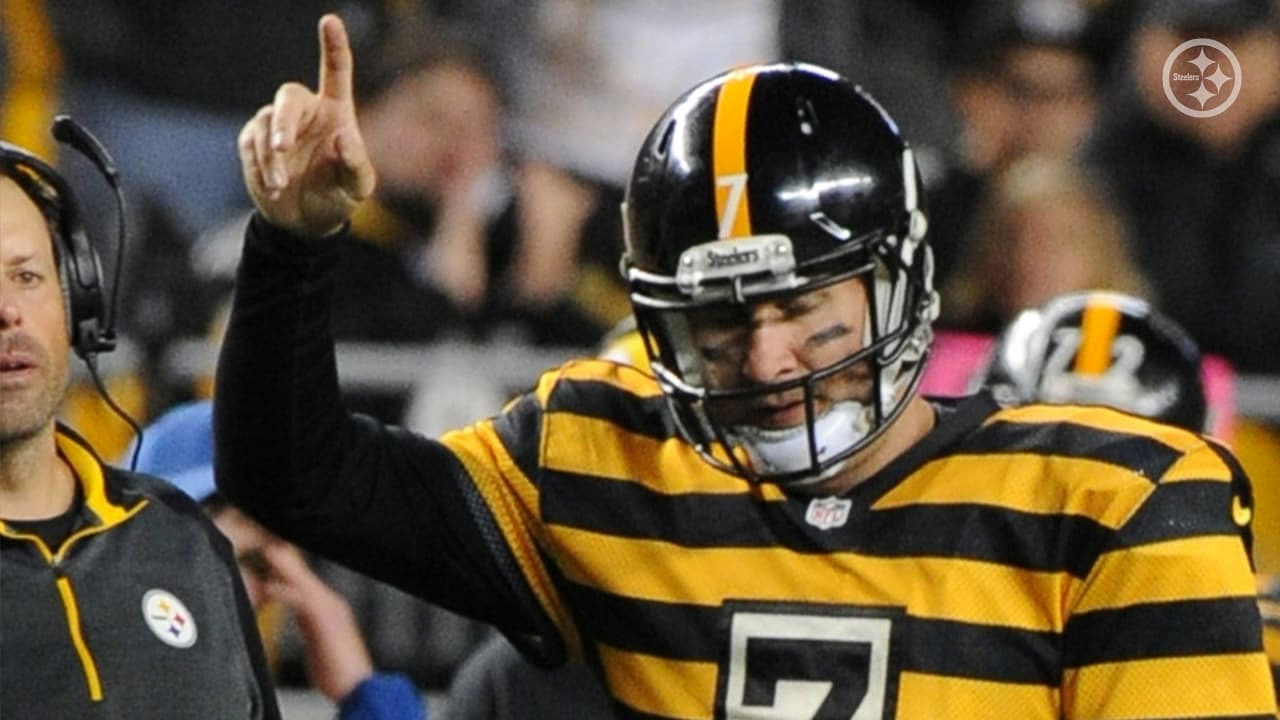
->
[734,400,871,486]
[732,370,917,487]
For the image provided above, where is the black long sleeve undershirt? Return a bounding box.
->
[213,214,548,642]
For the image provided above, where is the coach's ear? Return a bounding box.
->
[237,13,376,238]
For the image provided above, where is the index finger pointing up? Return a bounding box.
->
[317,14,354,102]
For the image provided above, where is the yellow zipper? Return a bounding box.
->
[0,498,148,703]
[55,574,103,701]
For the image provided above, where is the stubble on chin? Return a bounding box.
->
[0,365,69,447]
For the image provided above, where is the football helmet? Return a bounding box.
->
[621,62,938,487]
[979,291,1207,431]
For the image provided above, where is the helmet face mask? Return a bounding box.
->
[979,291,1208,432]
[622,63,939,487]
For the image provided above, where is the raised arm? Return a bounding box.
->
[213,16,562,654]
[217,13,404,580]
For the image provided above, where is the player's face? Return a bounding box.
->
[0,177,70,445]
[687,278,872,430]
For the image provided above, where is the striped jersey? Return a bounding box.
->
[440,358,1275,719]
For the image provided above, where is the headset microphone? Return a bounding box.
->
[52,115,119,180]
[52,114,126,356]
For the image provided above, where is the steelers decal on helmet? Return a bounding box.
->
[141,589,198,648]
[712,68,758,239]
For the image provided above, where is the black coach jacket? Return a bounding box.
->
[0,426,280,719]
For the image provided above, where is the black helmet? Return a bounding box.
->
[622,62,938,486]
[979,291,1207,431]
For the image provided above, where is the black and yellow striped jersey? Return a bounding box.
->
[440,358,1275,719]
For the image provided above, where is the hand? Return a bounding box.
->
[237,14,377,237]
[258,542,375,703]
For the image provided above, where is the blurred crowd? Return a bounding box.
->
[3,0,1279,706]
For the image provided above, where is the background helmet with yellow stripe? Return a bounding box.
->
[978,290,1208,432]
[621,62,939,486]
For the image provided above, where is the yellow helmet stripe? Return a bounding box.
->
[1075,295,1123,376]
[712,68,758,238]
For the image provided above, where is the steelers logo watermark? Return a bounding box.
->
[1162,38,1242,118]
[141,589,198,648]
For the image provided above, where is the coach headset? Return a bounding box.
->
[0,116,125,361]
[1,117,143,464]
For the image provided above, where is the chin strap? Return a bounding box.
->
[733,401,869,484]
[731,358,925,488]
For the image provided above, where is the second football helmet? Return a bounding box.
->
[621,63,939,486]
[979,291,1207,431]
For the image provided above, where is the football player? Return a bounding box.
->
[215,15,1277,718]
[978,289,1280,701]
[977,290,1208,431]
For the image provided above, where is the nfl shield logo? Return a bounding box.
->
[805,496,852,530]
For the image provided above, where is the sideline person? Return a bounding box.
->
[1,134,279,718]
